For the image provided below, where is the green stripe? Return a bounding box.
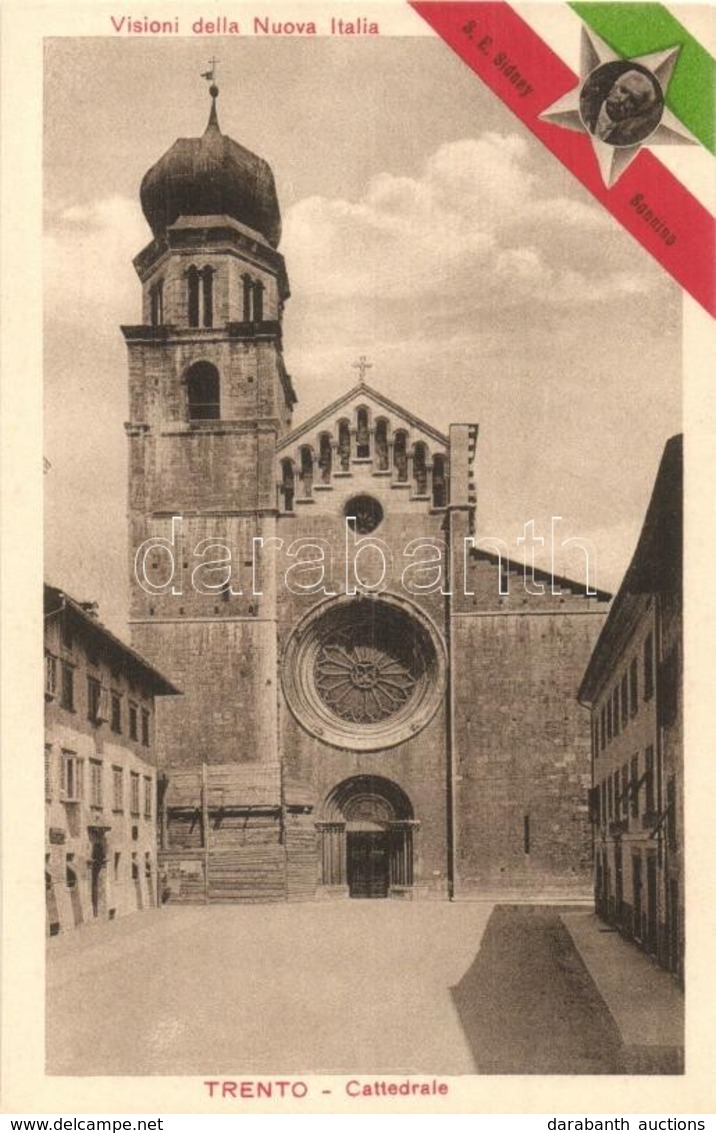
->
[569,2,715,153]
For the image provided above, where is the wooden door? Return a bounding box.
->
[347,832,389,898]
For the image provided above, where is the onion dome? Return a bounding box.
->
[140,86,282,248]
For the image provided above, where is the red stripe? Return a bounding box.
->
[410,0,715,317]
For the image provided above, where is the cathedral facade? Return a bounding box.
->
[124,89,610,903]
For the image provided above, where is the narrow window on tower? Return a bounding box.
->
[523,815,530,855]
[252,279,264,322]
[150,279,164,326]
[242,273,253,322]
[432,454,447,508]
[281,459,295,512]
[187,266,200,327]
[187,361,220,420]
[201,266,214,328]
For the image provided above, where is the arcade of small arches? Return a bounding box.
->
[316,775,418,898]
[279,406,449,512]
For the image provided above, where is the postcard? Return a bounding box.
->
[1,0,714,1116]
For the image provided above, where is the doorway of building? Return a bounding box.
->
[347,832,389,898]
[89,831,107,919]
[318,775,416,898]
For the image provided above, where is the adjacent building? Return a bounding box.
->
[123,86,611,904]
[578,435,683,981]
[44,584,180,935]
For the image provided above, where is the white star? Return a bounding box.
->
[540,26,698,187]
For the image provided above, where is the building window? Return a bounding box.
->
[281,459,295,513]
[60,615,74,652]
[141,709,150,747]
[630,658,639,716]
[318,433,332,484]
[432,454,447,508]
[607,774,613,819]
[413,442,428,496]
[45,744,53,801]
[338,420,351,472]
[129,703,138,741]
[87,676,101,724]
[187,266,200,326]
[393,431,408,482]
[45,652,58,700]
[592,717,599,760]
[644,632,655,701]
[356,407,370,458]
[299,446,313,499]
[622,762,629,818]
[252,279,264,322]
[630,755,639,817]
[202,266,214,328]
[130,772,140,816]
[375,418,389,472]
[600,706,606,751]
[187,361,220,420]
[621,673,629,727]
[112,766,123,812]
[61,751,83,802]
[600,780,606,825]
[144,777,152,819]
[242,273,252,321]
[645,745,655,814]
[613,686,620,736]
[60,663,75,711]
[613,768,620,818]
[111,692,122,734]
[113,852,121,882]
[606,698,613,742]
[150,279,164,326]
[344,495,384,536]
[89,759,103,809]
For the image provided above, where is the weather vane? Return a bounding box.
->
[201,57,219,86]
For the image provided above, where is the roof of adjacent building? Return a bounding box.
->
[139,89,282,248]
[577,434,683,706]
[44,583,181,697]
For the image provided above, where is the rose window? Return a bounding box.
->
[314,631,418,724]
[282,597,446,751]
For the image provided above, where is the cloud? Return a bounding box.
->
[283,133,650,307]
[45,195,148,325]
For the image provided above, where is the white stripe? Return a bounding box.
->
[514,1,714,204]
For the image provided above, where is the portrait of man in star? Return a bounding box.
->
[580,61,664,149]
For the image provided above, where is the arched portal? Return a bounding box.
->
[317,775,418,899]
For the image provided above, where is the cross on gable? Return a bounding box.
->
[352,355,373,383]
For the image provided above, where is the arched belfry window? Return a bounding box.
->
[433,454,447,508]
[414,443,428,496]
[319,434,332,484]
[187,362,220,420]
[150,279,164,327]
[393,431,408,482]
[187,266,215,328]
[356,407,370,459]
[187,267,200,328]
[202,266,214,328]
[241,273,265,323]
[375,419,389,471]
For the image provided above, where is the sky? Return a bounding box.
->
[43,35,682,636]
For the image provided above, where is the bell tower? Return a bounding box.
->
[124,85,296,788]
